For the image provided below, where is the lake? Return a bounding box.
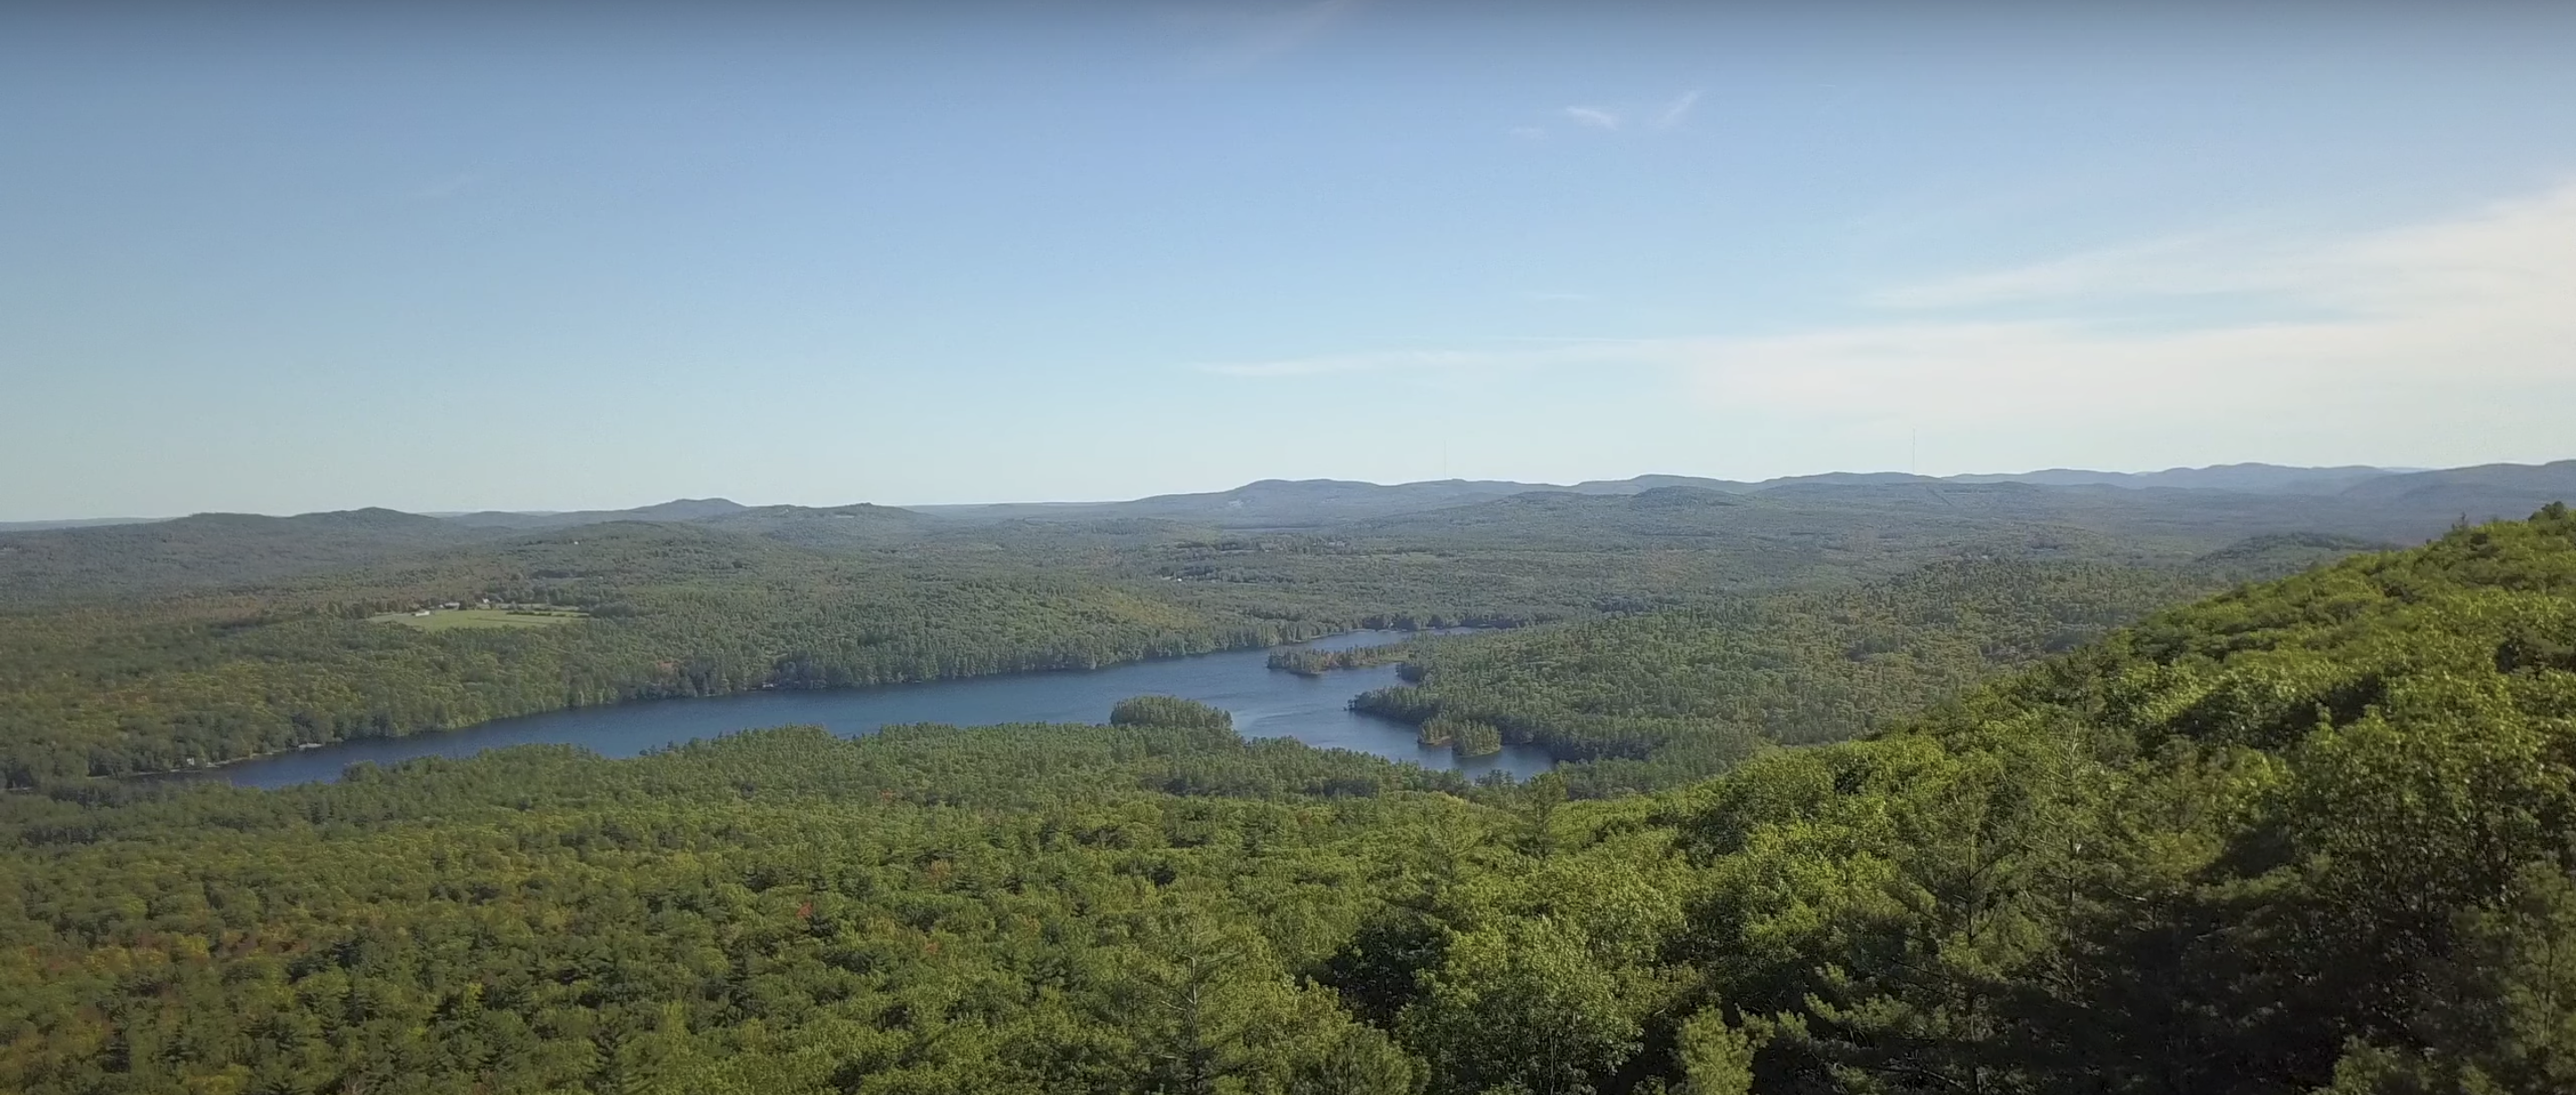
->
[208,630,1555,788]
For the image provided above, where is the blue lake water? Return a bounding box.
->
[210,630,1555,788]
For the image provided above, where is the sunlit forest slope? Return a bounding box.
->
[3,505,2572,1093]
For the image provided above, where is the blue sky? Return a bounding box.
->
[4,1,2573,519]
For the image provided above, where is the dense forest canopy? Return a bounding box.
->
[0,474,2397,785]
[3,504,2574,1092]
[1352,555,2257,796]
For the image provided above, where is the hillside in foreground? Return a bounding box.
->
[2,505,2572,1093]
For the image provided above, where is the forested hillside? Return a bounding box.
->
[0,509,497,603]
[1352,556,2243,794]
[1345,532,2371,795]
[1651,501,2576,1093]
[0,714,1477,1094]
[4,507,2573,1093]
[0,524,1368,784]
[3,482,2375,784]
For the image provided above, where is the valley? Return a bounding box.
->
[17,8,2573,1089]
[4,468,2575,1094]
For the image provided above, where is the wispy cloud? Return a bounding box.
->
[1560,106,1622,131]
[1517,90,1699,140]
[1652,89,1703,130]
[1205,183,2576,459]
[1701,185,2576,424]
[1867,234,2284,309]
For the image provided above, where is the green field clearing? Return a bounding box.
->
[368,607,589,631]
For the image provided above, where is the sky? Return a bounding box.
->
[4,1,2573,519]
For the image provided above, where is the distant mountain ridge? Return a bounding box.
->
[13,463,2542,533]
[908,462,2571,530]
[0,517,160,533]
[2338,460,2576,503]
[444,497,751,530]
[1947,463,2399,494]
[7,463,2568,539]
[6,462,2571,605]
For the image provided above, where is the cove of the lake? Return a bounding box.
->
[208,630,1555,788]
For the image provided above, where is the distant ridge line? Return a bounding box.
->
[8,461,2572,528]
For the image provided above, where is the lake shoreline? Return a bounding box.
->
[121,625,1515,787]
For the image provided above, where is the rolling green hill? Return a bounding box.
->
[2,507,2572,1093]
[0,508,502,604]
[6,462,2525,784]
[0,522,1357,784]
[13,462,2563,607]
[1349,554,2291,794]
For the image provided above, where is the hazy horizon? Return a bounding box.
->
[2,457,2532,523]
[9,2,2574,521]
